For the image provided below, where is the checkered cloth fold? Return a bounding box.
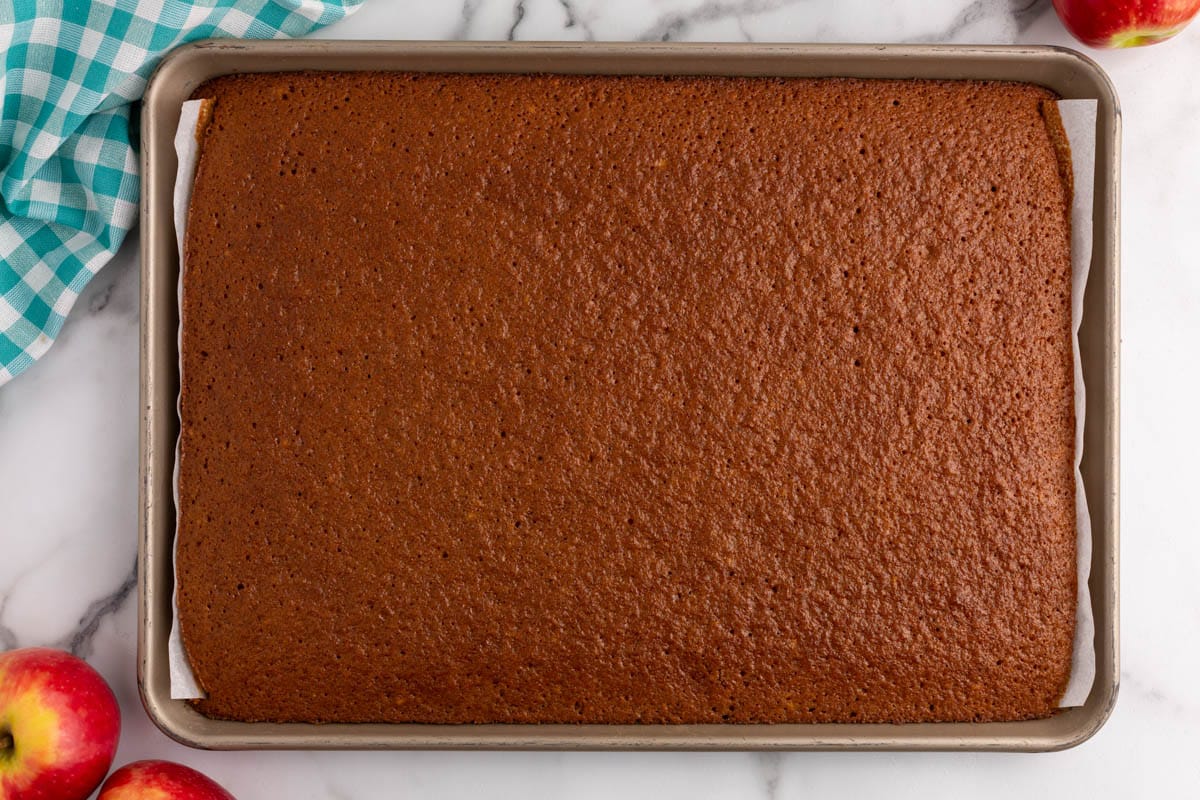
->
[0,0,360,384]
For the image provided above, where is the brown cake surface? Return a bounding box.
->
[178,72,1076,724]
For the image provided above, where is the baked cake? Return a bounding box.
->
[177,72,1076,724]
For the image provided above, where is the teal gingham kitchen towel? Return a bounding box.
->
[0,0,361,385]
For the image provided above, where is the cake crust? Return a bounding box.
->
[178,72,1076,724]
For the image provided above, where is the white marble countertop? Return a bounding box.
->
[2,0,1196,796]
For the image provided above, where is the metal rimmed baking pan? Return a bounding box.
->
[139,40,1120,751]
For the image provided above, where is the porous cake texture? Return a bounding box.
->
[178,72,1076,724]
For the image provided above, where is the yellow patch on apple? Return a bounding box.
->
[1,677,63,791]
[98,783,177,800]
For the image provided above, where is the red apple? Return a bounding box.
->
[0,647,121,800]
[99,760,236,800]
[1053,0,1200,47]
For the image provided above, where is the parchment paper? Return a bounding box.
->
[168,98,1099,707]
[169,99,207,699]
[1058,98,1098,708]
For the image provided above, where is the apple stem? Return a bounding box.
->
[0,731,10,754]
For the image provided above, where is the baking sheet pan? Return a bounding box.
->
[138,40,1120,751]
